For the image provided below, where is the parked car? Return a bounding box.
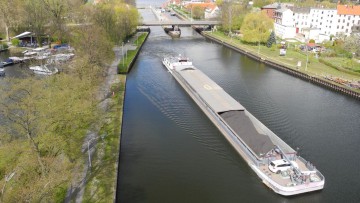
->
[269,159,299,174]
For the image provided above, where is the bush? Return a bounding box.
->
[309,39,315,43]
[11,38,20,46]
[0,43,8,49]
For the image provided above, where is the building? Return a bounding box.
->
[204,5,220,19]
[336,4,360,36]
[308,8,337,36]
[265,2,360,43]
[261,3,293,19]
[274,8,296,39]
[293,7,311,34]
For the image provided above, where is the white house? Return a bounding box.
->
[274,8,296,39]
[263,2,360,42]
[204,6,220,19]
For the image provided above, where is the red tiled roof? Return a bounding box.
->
[337,4,360,15]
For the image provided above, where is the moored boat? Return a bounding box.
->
[29,64,58,75]
[0,65,5,77]
[162,55,325,196]
[163,25,181,38]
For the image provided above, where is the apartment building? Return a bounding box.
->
[266,3,360,42]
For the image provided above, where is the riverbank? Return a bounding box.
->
[76,31,149,202]
[200,31,360,100]
[118,32,149,74]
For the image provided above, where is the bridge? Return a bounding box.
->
[141,21,220,26]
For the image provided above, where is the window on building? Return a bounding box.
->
[347,23,349,26]
[346,29,348,32]
[342,26,344,29]
[338,19,340,23]
[337,25,339,29]
[348,16,350,20]
[343,19,345,23]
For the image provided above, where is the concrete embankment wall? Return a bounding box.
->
[127,31,150,73]
[114,31,150,203]
[200,32,360,100]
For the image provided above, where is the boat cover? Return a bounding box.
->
[220,111,275,159]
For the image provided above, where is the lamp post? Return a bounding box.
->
[305,40,309,71]
[122,42,124,67]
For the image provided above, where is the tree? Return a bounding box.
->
[0,72,101,201]
[343,34,360,57]
[24,0,48,46]
[253,0,275,8]
[40,0,76,42]
[240,11,273,44]
[192,5,204,19]
[266,31,276,48]
[71,25,114,67]
[92,2,139,44]
[221,2,249,33]
[0,0,24,41]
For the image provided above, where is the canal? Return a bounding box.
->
[117,5,360,203]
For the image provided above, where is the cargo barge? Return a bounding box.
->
[162,55,325,196]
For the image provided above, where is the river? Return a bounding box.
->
[117,4,360,203]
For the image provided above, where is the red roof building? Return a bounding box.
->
[337,4,360,15]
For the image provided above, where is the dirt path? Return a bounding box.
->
[65,37,137,202]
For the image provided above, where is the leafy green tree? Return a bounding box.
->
[40,0,75,42]
[71,24,114,67]
[192,5,204,19]
[253,0,275,8]
[92,2,139,44]
[24,0,48,46]
[343,34,360,57]
[240,11,273,43]
[221,2,248,33]
[0,0,24,41]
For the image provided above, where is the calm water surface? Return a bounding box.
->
[117,5,360,203]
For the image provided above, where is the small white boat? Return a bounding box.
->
[0,67,5,77]
[29,64,58,75]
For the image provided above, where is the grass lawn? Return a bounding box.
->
[208,31,360,81]
[118,32,148,74]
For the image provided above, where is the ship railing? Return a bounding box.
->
[297,156,325,181]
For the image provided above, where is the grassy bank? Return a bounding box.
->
[205,31,360,92]
[82,74,126,202]
[117,32,148,74]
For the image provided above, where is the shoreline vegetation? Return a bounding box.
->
[82,31,149,202]
[200,31,360,98]
[0,0,140,202]
[117,32,149,74]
